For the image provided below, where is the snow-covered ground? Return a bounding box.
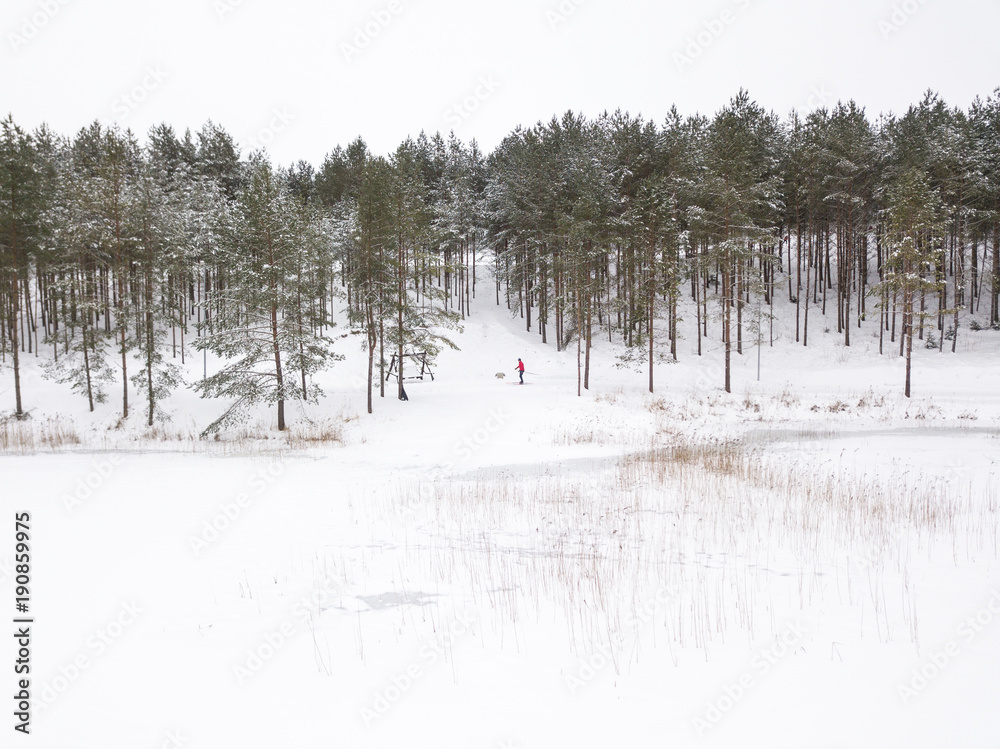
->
[2,281,1000,748]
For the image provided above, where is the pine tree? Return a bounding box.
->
[195,121,242,199]
[873,168,947,397]
[93,125,142,420]
[40,130,115,410]
[130,157,185,426]
[0,116,44,418]
[347,151,394,415]
[969,91,1000,326]
[195,154,338,433]
[823,102,877,346]
[705,91,783,393]
[391,138,459,401]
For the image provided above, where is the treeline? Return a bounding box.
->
[488,90,1000,397]
[0,118,476,430]
[2,89,999,431]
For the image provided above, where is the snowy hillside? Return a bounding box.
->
[3,268,999,748]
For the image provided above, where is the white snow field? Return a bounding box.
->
[2,280,1000,749]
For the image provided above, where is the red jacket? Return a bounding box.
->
[517,361,525,372]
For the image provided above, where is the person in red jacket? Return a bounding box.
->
[515,358,525,384]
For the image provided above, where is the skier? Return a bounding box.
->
[515,358,525,384]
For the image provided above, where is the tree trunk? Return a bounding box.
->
[993,225,1000,325]
[648,240,655,393]
[904,296,913,398]
[724,263,732,394]
[145,270,155,427]
[803,228,811,347]
[271,298,285,431]
[576,268,582,398]
[584,279,592,390]
[398,229,405,401]
[7,185,23,415]
[366,305,375,415]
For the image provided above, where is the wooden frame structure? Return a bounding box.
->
[385,352,435,383]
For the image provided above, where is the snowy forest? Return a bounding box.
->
[3,89,1000,431]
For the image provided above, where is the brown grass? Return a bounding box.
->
[0,416,81,454]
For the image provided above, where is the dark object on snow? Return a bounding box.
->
[386,352,435,383]
[400,385,408,402]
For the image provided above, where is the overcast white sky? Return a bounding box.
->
[3,0,998,166]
